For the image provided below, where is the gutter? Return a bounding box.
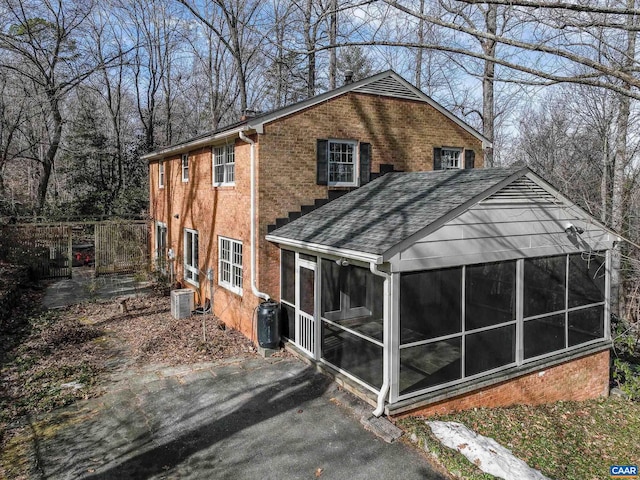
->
[265,235,383,266]
[369,262,391,417]
[239,130,270,301]
[141,125,249,161]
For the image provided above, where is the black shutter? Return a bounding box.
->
[359,142,371,186]
[433,147,442,170]
[317,139,328,185]
[465,149,475,169]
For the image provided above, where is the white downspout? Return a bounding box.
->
[370,262,391,417]
[239,130,270,301]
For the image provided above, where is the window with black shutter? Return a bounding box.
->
[316,139,369,187]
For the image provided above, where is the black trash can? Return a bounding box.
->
[257,300,280,349]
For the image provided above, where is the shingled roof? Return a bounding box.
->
[141,70,489,161]
[266,166,529,257]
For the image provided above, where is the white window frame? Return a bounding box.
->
[218,236,243,295]
[155,221,168,273]
[159,161,165,188]
[184,228,199,286]
[441,147,462,170]
[181,154,189,182]
[328,139,358,187]
[213,144,235,186]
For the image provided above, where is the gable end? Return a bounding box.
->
[353,76,425,101]
[480,176,558,206]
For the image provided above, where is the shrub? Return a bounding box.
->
[611,316,640,401]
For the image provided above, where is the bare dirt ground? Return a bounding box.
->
[0,286,292,478]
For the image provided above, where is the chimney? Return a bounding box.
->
[240,109,257,121]
[344,70,354,85]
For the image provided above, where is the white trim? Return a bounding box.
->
[218,236,243,295]
[181,153,189,183]
[212,144,236,187]
[248,71,489,146]
[265,235,383,264]
[141,125,247,161]
[158,161,165,189]
[184,228,199,287]
[327,139,359,187]
[441,147,463,170]
[155,221,168,273]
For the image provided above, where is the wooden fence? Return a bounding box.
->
[94,221,149,275]
[0,220,149,279]
[0,224,72,279]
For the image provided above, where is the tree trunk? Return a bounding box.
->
[37,94,63,214]
[304,0,316,97]
[415,0,425,89]
[610,0,637,318]
[328,0,337,90]
[482,4,497,168]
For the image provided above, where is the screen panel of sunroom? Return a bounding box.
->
[523,253,606,360]
[399,254,607,398]
[399,261,517,396]
[320,259,384,389]
[280,250,296,339]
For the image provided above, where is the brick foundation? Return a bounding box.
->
[393,350,610,418]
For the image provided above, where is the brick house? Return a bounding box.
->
[145,70,615,416]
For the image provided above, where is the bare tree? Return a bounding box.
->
[610,0,638,316]
[0,0,126,212]
[178,0,264,114]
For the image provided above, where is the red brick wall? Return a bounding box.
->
[149,137,261,340]
[392,350,610,418]
[148,91,484,340]
[257,92,484,301]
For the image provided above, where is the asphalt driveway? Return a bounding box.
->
[34,356,447,480]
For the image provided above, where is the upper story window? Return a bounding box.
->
[181,154,189,182]
[441,148,461,169]
[316,139,371,187]
[434,147,475,170]
[159,161,165,188]
[213,144,235,186]
[328,140,358,186]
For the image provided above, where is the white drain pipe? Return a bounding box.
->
[239,130,270,302]
[370,262,391,417]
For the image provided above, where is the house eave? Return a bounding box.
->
[380,167,531,262]
[250,71,490,146]
[265,234,384,265]
[141,125,255,162]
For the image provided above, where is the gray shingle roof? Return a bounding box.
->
[267,167,527,256]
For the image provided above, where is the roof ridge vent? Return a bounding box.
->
[353,76,424,101]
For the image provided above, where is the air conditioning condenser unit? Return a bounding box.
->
[171,289,194,319]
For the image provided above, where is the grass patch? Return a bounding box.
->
[398,397,640,480]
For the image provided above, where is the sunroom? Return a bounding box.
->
[265,167,616,416]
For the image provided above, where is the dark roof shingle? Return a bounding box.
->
[267,167,527,255]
